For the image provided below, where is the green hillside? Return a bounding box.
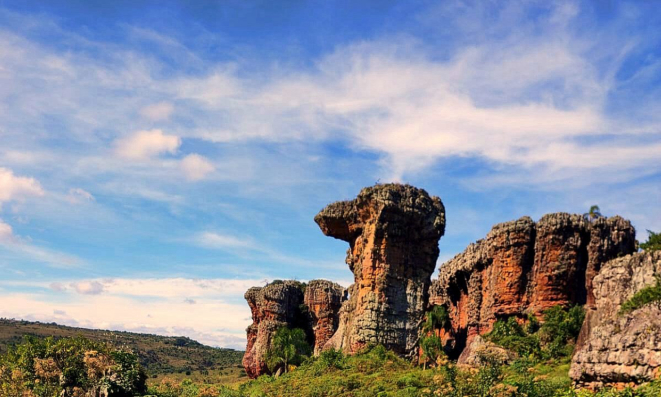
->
[0,319,243,376]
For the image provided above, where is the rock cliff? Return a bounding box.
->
[242,279,346,378]
[315,184,446,355]
[570,251,661,389]
[242,281,306,378]
[431,214,635,357]
[304,280,346,355]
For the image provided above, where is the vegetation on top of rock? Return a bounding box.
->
[640,230,661,252]
[619,276,661,314]
[0,336,147,397]
[583,205,603,221]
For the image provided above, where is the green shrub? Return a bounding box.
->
[0,336,146,397]
[539,305,585,358]
[487,317,541,357]
[640,230,661,252]
[619,277,661,314]
[317,348,346,371]
[486,305,585,360]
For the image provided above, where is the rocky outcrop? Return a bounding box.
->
[431,214,635,357]
[457,335,516,366]
[315,184,446,355]
[242,281,306,378]
[570,251,661,389]
[304,280,346,355]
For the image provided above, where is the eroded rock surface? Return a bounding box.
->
[457,335,516,366]
[315,184,446,355]
[570,251,661,389]
[431,214,635,357]
[242,281,306,378]
[304,280,346,355]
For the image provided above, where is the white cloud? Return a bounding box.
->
[66,188,95,204]
[0,277,264,349]
[181,154,215,181]
[139,101,174,121]
[114,129,181,160]
[71,281,104,295]
[0,167,44,203]
[196,232,256,250]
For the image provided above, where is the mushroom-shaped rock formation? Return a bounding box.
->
[315,183,446,355]
[431,214,635,358]
[303,280,346,355]
[570,251,661,389]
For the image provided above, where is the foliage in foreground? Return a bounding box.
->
[0,336,147,397]
[619,277,661,314]
[150,344,661,397]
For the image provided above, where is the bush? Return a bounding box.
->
[317,348,346,371]
[538,305,585,358]
[619,277,661,314]
[486,305,585,360]
[0,336,146,397]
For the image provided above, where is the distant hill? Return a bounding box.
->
[0,319,244,375]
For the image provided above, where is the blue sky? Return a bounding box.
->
[0,1,660,349]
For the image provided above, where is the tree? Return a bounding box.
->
[265,327,311,374]
[419,335,444,370]
[422,305,450,333]
[583,205,602,222]
[640,230,661,252]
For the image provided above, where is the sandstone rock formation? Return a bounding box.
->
[431,214,635,357]
[457,335,516,366]
[570,251,661,389]
[315,184,446,355]
[242,281,306,378]
[242,279,346,378]
[304,280,346,355]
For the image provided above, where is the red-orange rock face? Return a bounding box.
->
[304,280,346,355]
[431,214,635,357]
[242,281,305,379]
[315,184,446,355]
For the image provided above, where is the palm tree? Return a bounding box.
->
[423,305,450,333]
[419,335,443,370]
[265,327,311,374]
[583,205,602,222]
